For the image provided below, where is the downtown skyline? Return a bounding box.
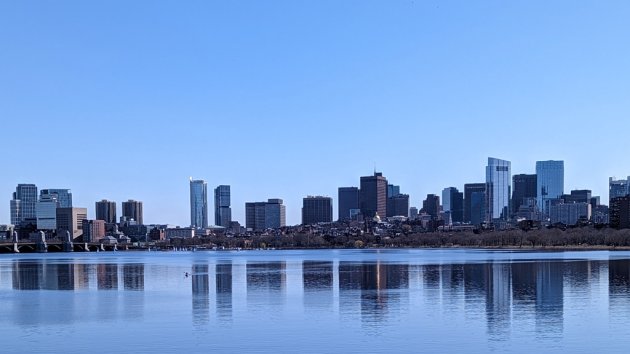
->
[2,156,623,227]
[2,1,630,226]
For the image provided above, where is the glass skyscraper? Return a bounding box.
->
[486,157,511,221]
[609,177,630,203]
[536,160,564,218]
[10,184,38,225]
[214,185,232,227]
[190,178,208,229]
[40,189,72,208]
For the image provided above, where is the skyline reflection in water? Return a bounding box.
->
[1,250,630,353]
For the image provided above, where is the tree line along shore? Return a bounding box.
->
[161,226,630,251]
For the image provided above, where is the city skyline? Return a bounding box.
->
[3,158,622,227]
[2,2,630,226]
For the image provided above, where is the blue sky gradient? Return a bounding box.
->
[2,1,629,225]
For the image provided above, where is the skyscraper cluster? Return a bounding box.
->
[6,156,629,240]
[327,158,606,229]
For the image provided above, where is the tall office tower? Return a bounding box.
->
[512,174,537,214]
[40,189,72,208]
[36,193,59,230]
[246,199,286,231]
[95,200,117,224]
[422,194,441,219]
[442,187,464,223]
[360,172,388,218]
[10,184,38,225]
[302,196,333,225]
[609,177,630,204]
[486,157,512,221]
[536,160,564,218]
[464,183,486,223]
[387,184,400,198]
[386,194,410,217]
[56,207,88,239]
[338,187,359,221]
[214,185,232,228]
[610,196,630,229]
[265,199,286,229]
[189,178,208,229]
[470,191,486,225]
[245,202,263,231]
[122,200,144,225]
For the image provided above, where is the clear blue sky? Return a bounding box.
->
[1,1,629,226]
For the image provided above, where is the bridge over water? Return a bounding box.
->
[0,241,125,253]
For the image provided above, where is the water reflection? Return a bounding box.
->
[97,264,118,290]
[4,251,630,347]
[192,264,210,326]
[303,261,333,310]
[339,262,409,326]
[609,259,630,314]
[247,262,286,292]
[74,264,90,290]
[123,264,144,291]
[609,259,630,293]
[216,262,233,318]
[535,262,564,337]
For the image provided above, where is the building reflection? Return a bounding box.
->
[463,263,487,313]
[246,262,286,295]
[10,260,78,325]
[73,263,90,290]
[511,261,564,336]
[97,264,119,290]
[563,260,590,289]
[608,259,630,314]
[535,262,564,335]
[11,261,78,291]
[216,262,233,319]
[339,261,408,326]
[423,265,441,290]
[12,261,43,290]
[302,261,333,310]
[512,262,537,302]
[192,264,210,326]
[441,264,465,294]
[123,264,145,291]
[120,264,145,320]
[49,263,75,290]
[486,263,511,339]
[609,259,630,294]
[463,263,511,339]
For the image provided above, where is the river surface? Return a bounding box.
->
[1,249,630,353]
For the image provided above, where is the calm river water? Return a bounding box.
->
[1,249,630,353]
